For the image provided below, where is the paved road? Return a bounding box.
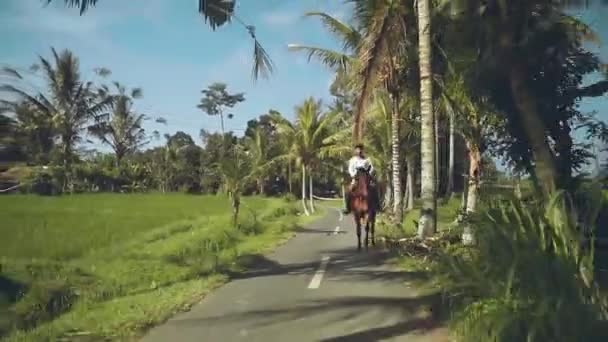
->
[142,208,447,342]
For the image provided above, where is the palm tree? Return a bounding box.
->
[89,82,147,166]
[272,98,343,215]
[446,100,456,196]
[216,144,252,226]
[416,0,436,238]
[350,0,409,144]
[438,73,483,214]
[290,6,411,222]
[0,101,55,164]
[288,11,361,71]
[49,0,273,80]
[0,48,113,189]
[440,0,605,196]
[244,126,271,195]
[365,93,394,209]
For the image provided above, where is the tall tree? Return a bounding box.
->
[244,126,272,195]
[416,0,437,238]
[0,48,113,188]
[272,98,343,215]
[89,82,147,165]
[197,82,245,134]
[0,102,55,164]
[445,0,608,196]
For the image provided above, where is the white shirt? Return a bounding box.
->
[348,156,374,178]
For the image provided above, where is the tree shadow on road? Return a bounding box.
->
[171,293,448,341]
[204,245,448,341]
[230,246,430,286]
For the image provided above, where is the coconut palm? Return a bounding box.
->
[290,6,411,221]
[364,90,418,213]
[438,0,607,196]
[215,144,252,226]
[244,126,272,195]
[0,48,113,189]
[0,101,55,165]
[49,0,273,80]
[416,0,436,238]
[288,11,361,71]
[271,98,343,215]
[365,93,393,209]
[89,82,147,166]
[438,73,483,214]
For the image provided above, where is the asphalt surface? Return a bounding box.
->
[142,208,447,342]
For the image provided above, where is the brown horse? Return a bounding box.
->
[349,168,377,251]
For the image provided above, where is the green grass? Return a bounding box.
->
[401,196,462,236]
[0,193,315,341]
[0,194,274,260]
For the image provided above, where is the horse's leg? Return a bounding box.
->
[355,215,362,251]
[371,213,376,246]
[365,219,369,250]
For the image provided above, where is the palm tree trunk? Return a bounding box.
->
[435,111,440,194]
[301,164,310,216]
[309,171,315,213]
[403,176,409,211]
[465,142,481,214]
[288,160,293,194]
[391,96,403,222]
[462,142,480,246]
[515,174,522,200]
[406,154,415,210]
[510,64,557,196]
[416,0,437,238]
[219,112,225,135]
[447,106,455,196]
[384,181,393,210]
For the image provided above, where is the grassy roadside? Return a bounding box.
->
[381,189,608,342]
[1,196,324,341]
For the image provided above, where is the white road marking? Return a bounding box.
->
[308,256,330,289]
[333,226,340,235]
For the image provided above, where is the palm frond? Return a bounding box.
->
[353,5,393,143]
[252,38,274,81]
[288,44,353,70]
[0,85,52,116]
[304,11,362,51]
[559,13,600,44]
[198,0,235,30]
[1,67,23,79]
[46,0,98,15]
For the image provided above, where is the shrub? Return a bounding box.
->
[20,166,63,196]
[441,188,608,342]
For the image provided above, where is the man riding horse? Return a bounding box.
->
[343,143,377,215]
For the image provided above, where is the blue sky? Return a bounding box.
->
[0,0,607,168]
[0,0,349,145]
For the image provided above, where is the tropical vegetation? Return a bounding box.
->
[3,0,608,341]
